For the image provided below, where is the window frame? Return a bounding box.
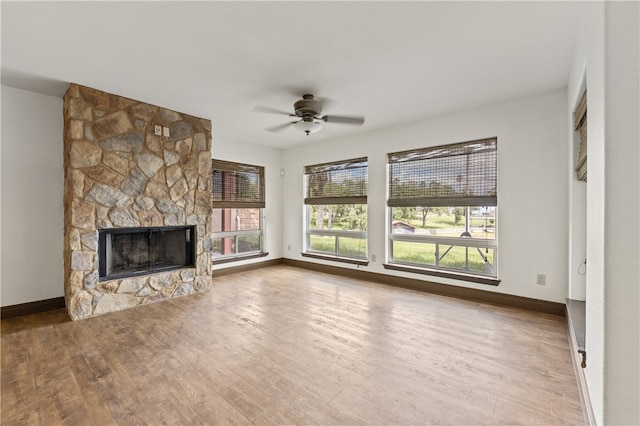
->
[385,139,499,284]
[387,206,498,279]
[304,206,368,264]
[303,157,369,265]
[211,160,267,264]
[212,208,266,264]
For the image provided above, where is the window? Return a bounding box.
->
[211,159,266,263]
[386,138,498,283]
[304,157,368,265]
[575,90,587,182]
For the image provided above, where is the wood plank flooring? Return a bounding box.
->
[1,265,584,425]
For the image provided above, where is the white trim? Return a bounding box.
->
[567,307,596,426]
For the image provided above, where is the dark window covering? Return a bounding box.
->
[304,157,368,205]
[575,91,587,182]
[211,159,265,208]
[387,138,497,207]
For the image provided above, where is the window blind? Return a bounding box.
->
[575,91,587,182]
[304,157,368,205]
[211,159,265,208]
[387,138,497,207]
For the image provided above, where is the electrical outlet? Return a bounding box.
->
[154,125,162,136]
[536,274,546,286]
[163,127,170,137]
[371,254,377,262]
[287,244,291,251]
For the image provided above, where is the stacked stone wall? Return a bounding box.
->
[63,84,213,320]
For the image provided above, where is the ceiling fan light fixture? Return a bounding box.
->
[294,120,322,135]
[254,93,364,135]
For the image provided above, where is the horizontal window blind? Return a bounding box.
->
[574,91,587,182]
[387,138,497,207]
[211,159,265,208]
[304,157,368,205]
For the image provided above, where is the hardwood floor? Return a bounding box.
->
[1,265,583,425]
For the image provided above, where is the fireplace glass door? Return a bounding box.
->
[99,226,195,280]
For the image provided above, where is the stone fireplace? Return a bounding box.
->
[63,84,213,320]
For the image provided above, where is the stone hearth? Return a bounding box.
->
[63,84,213,320]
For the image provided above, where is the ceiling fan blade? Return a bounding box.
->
[321,115,365,126]
[253,105,295,116]
[265,121,298,133]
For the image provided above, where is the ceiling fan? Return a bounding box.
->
[253,94,365,135]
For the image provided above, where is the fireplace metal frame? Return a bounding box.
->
[98,225,196,281]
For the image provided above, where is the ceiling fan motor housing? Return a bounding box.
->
[294,94,322,118]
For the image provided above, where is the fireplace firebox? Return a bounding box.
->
[98,226,196,281]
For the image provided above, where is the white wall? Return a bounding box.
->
[282,88,569,303]
[1,85,64,306]
[567,2,606,421]
[567,2,640,424]
[602,2,639,424]
[210,137,282,270]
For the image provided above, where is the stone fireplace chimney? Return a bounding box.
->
[63,84,213,320]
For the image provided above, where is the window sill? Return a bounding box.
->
[302,252,369,267]
[383,263,500,286]
[212,252,269,265]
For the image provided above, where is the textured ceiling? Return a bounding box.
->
[2,1,583,149]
